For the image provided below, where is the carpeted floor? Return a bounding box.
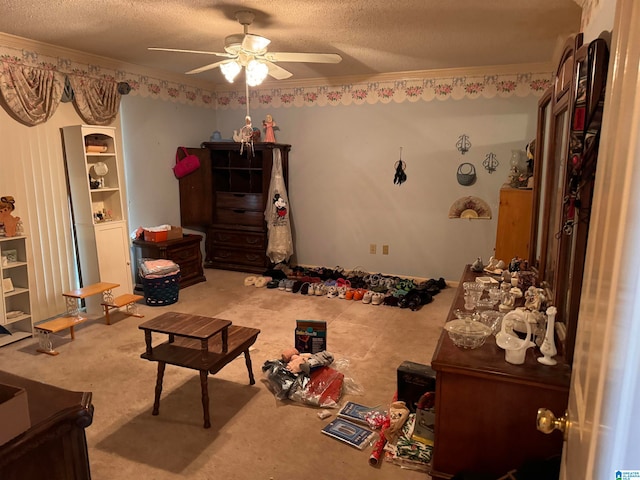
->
[0,268,456,480]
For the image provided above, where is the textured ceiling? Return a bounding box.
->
[0,0,581,86]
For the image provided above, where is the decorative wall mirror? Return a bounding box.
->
[528,34,609,365]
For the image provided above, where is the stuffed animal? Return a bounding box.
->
[281,348,334,375]
[0,196,20,237]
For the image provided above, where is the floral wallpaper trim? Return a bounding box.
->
[217,73,552,110]
[0,42,552,111]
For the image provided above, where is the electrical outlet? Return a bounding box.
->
[370,244,377,254]
[382,244,389,255]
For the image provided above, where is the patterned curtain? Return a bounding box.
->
[0,61,65,126]
[68,75,121,125]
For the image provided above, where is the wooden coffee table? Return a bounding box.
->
[139,311,260,428]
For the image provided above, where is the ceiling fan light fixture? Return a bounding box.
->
[220,60,241,83]
[246,59,269,86]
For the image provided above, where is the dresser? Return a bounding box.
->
[429,266,570,479]
[0,371,93,480]
[132,234,205,293]
[494,186,533,263]
[178,142,290,273]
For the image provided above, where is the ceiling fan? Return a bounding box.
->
[149,10,342,85]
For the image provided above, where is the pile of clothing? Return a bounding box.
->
[138,258,180,279]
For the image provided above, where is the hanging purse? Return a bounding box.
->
[457,162,477,186]
[173,147,201,179]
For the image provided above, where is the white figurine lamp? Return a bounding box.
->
[537,306,558,366]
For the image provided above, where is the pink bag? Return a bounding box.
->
[173,147,200,179]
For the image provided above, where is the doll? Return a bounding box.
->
[263,114,277,143]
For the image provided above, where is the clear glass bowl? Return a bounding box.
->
[444,319,492,349]
[479,310,505,335]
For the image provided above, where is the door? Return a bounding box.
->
[557,1,640,477]
[95,222,132,296]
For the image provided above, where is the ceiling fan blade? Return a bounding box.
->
[186,59,232,75]
[242,34,271,53]
[148,47,234,58]
[265,61,293,80]
[264,52,342,64]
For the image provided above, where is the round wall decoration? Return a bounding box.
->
[92,162,108,177]
[448,196,492,219]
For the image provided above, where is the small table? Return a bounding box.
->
[139,312,260,428]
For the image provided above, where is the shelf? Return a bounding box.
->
[5,312,31,323]
[2,261,27,269]
[90,187,119,193]
[4,286,29,298]
[0,331,32,347]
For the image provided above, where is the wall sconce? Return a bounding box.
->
[456,134,471,155]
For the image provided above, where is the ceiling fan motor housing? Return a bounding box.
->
[224,34,244,54]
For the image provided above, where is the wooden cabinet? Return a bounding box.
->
[62,125,133,314]
[0,370,93,480]
[494,186,533,263]
[132,234,205,293]
[429,266,570,479]
[0,236,32,347]
[178,142,290,273]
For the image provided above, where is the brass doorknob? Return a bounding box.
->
[537,408,568,439]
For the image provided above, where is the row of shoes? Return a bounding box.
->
[245,274,447,311]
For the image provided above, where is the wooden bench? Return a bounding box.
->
[35,316,90,356]
[35,282,122,356]
[101,293,144,325]
[62,282,120,317]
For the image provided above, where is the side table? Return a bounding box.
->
[139,311,260,428]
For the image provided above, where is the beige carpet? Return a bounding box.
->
[0,269,456,480]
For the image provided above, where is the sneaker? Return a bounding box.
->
[353,288,366,301]
[344,288,355,300]
[337,286,347,299]
[362,290,374,304]
[371,292,385,305]
[254,276,272,288]
[278,279,286,291]
[326,286,339,298]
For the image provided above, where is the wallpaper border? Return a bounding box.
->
[0,38,552,111]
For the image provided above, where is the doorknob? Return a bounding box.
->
[537,408,569,439]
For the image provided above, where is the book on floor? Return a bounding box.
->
[337,401,376,426]
[321,418,375,450]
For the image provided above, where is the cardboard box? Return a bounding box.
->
[143,226,183,242]
[295,320,327,354]
[0,383,31,446]
[397,361,436,413]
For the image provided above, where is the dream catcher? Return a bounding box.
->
[393,147,407,186]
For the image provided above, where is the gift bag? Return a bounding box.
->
[264,148,293,263]
[173,147,200,179]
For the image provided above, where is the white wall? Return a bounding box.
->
[214,95,538,281]
[119,95,215,234]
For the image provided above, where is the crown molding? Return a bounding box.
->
[0,31,217,91]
